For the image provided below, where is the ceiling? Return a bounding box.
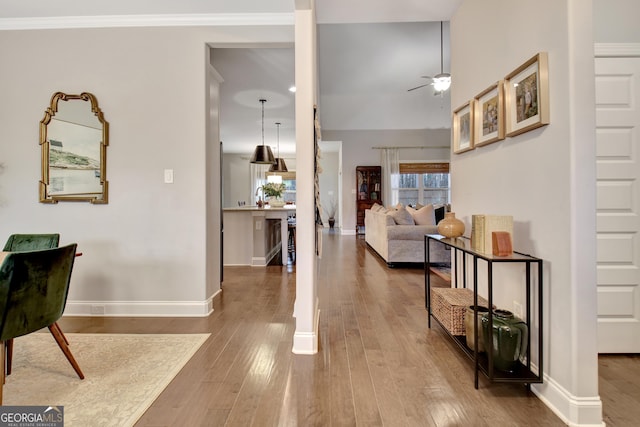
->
[1,0,463,155]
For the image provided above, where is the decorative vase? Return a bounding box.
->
[328,218,335,228]
[465,305,490,353]
[481,309,529,372]
[437,212,465,238]
[269,197,285,208]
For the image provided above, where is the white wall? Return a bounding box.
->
[452,1,601,425]
[222,153,252,207]
[322,128,450,233]
[593,0,640,42]
[318,150,339,226]
[0,24,294,316]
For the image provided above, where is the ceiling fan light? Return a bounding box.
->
[433,74,451,92]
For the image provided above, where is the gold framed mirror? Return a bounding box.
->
[39,92,109,203]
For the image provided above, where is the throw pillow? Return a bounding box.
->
[389,207,415,225]
[371,203,383,212]
[407,204,435,226]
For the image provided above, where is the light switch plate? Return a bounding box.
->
[164,169,174,184]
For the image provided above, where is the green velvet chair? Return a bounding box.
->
[3,233,60,252]
[2,233,61,376]
[0,244,84,404]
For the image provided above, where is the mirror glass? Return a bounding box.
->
[40,92,108,203]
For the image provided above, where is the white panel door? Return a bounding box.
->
[596,57,640,353]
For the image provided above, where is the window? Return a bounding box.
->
[398,162,450,206]
[264,171,296,203]
[283,178,296,203]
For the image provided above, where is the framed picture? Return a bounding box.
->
[473,82,505,146]
[453,101,474,154]
[504,52,549,137]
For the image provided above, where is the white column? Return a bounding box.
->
[292,0,319,354]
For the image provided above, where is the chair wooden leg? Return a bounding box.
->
[52,322,69,346]
[5,339,12,376]
[48,325,84,380]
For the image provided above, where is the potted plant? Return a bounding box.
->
[323,197,337,228]
[259,182,286,207]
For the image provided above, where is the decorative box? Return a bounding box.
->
[431,287,490,336]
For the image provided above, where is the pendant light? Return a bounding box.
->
[269,122,288,172]
[432,21,451,93]
[250,99,276,164]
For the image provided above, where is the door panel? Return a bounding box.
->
[596,57,640,353]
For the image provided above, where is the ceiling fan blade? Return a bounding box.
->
[407,83,432,92]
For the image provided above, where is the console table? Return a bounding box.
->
[424,234,543,389]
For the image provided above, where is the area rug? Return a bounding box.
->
[4,333,210,426]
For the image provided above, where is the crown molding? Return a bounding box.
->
[594,43,640,57]
[0,13,295,31]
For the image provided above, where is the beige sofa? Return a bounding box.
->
[364,206,450,267]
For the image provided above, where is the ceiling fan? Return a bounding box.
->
[407,21,451,95]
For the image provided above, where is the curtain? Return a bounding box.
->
[381,148,400,206]
[250,163,269,204]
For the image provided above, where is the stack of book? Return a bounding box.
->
[471,214,513,254]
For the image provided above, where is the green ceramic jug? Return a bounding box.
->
[481,309,528,372]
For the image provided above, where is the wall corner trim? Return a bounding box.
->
[292,308,320,355]
[0,13,295,31]
[531,374,604,427]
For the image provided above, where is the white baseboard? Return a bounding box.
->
[532,374,604,427]
[64,290,219,317]
[292,306,320,354]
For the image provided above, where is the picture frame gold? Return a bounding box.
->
[504,52,549,137]
[40,92,109,204]
[452,101,474,154]
[473,81,505,146]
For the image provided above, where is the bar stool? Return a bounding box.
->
[287,218,296,263]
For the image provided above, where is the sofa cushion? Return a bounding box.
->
[371,203,383,212]
[387,224,439,240]
[407,204,436,226]
[384,213,395,226]
[389,208,415,225]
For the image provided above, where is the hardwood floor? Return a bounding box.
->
[58,231,636,426]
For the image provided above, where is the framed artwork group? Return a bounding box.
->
[453,52,549,154]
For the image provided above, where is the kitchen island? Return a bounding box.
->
[223,205,295,266]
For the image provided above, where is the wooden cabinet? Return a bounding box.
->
[356,166,382,233]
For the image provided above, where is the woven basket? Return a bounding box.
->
[431,287,490,336]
